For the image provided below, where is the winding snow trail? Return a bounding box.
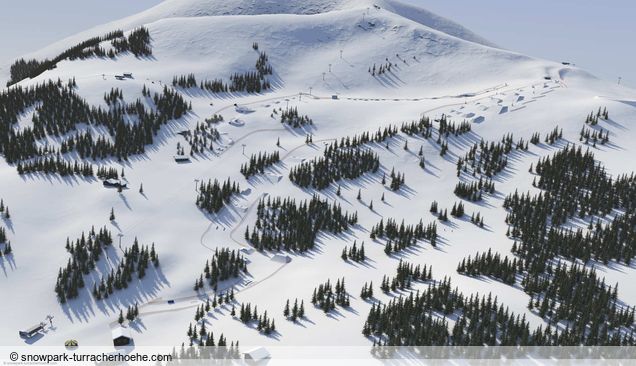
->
[109,79,561,324]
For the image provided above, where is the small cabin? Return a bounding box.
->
[123,73,133,78]
[19,323,44,338]
[103,179,126,189]
[244,347,270,361]
[111,326,132,347]
[174,155,190,163]
[331,95,339,100]
[240,247,255,255]
[271,254,291,264]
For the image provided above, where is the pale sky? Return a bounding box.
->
[0,0,633,87]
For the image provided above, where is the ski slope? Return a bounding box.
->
[1,0,635,358]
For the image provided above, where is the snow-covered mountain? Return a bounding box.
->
[1,0,635,359]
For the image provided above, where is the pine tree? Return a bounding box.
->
[109,208,115,221]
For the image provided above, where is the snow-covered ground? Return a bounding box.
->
[1,0,635,359]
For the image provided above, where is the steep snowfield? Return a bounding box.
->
[1,0,636,359]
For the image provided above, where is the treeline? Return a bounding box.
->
[240,151,280,178]
[194,248,247,291]
[246,195,357,252]
[311,278,350,312]
[172,50,273,94]
[370,217,438,253]
[289,143,380,190]
[8,28,151,85]
[196,178,240,214]
[17,158,94,177]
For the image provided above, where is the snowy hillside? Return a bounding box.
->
[1,0,636,362]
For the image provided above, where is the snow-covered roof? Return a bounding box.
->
[244,346,270,360]
[111,326,131,339]
[271,254,291,263]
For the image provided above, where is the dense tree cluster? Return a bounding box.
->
[283,298,305,321]
[205,114,224,124]
[379,260,432,293]
[506,144,636,265]
[7,28,151,86]
[457,249,522,285]
[171,341,241,361]
[96,166,119,180]
[524,262,634,335]
[311,278,350,312]
[453,178,495,201]
[289,143,379,190]
[457,135,514,178]
[370,217,438,254]
[240,151,280,178]
[110,27,152,57]
[196,178,240,214]
[172,74,198,88]
[104,87,124,105]
[341,240,366,262]
[183,121,220,154]
[91,239,159,300]
[238,302,276,334]
[54,226,112,302]
[400,116,433,138]
[363,275,635,346]
[438,114,471,137]
[279,107,313,128]
[194,248,247,291]
[17,158,94,177]
[225,66,273,92]
[246,195,357,252]
[0,81,191,175]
